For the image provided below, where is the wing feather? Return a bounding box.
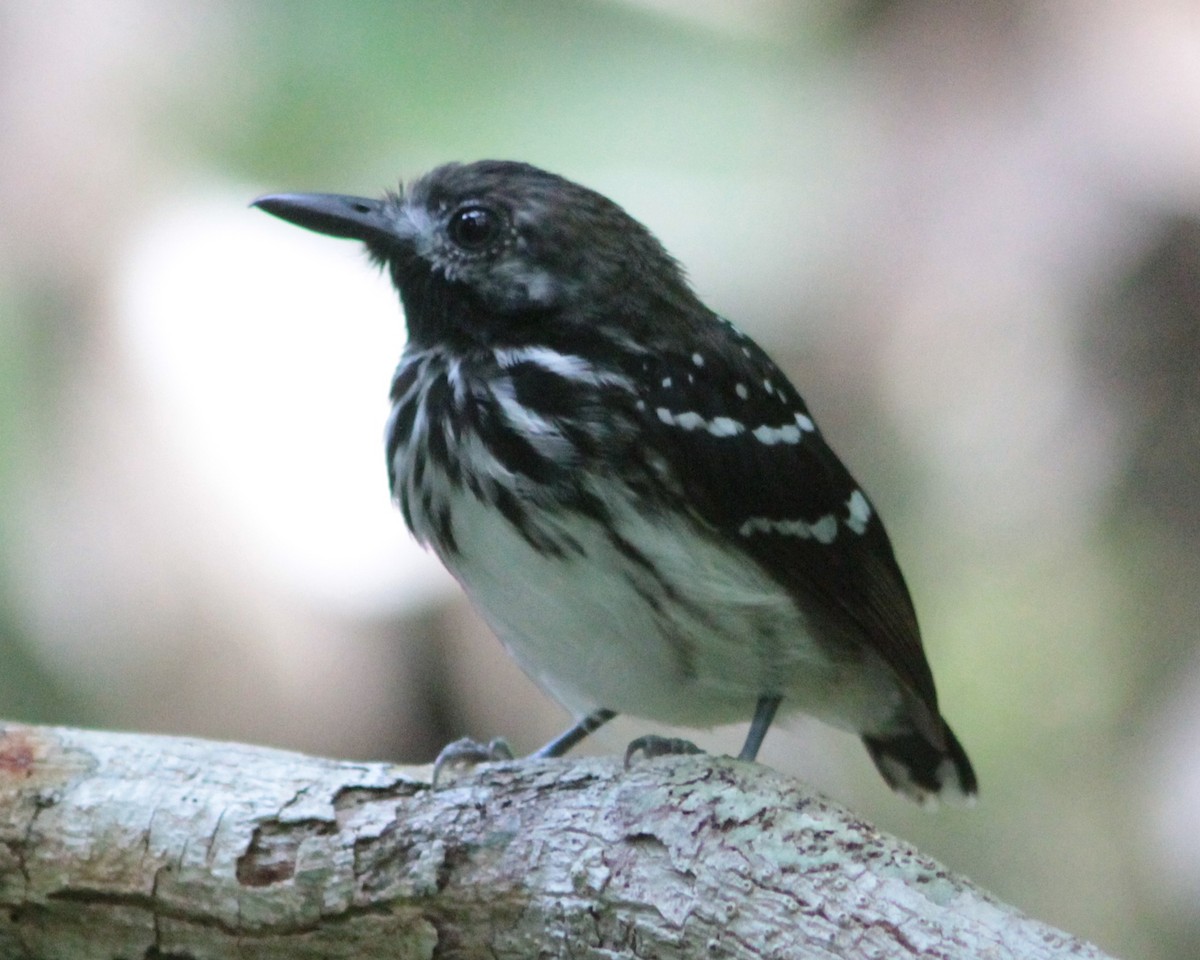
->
[637,325,939,710]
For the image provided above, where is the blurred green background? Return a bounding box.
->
[2,2,1199,956]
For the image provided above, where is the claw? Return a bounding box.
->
[624,735,704,768]
[431,736,514,787]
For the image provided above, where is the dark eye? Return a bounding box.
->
[447,205,501,250]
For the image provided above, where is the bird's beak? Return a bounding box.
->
[251,192,406,247]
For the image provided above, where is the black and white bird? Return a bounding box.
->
[253,160,977,805]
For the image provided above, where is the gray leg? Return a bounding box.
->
[533,708,617,758]
[738,696,781,761]
[432,708,617,788]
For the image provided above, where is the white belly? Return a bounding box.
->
[433,482,898,732]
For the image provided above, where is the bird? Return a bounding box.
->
[252,160,977,805]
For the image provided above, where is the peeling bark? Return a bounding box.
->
[0,722,1115,959]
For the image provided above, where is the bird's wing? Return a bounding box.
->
[636,323,938,710]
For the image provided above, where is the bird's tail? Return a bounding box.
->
[862,721,977,808]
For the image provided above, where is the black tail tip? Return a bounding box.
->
[863,723,978,808]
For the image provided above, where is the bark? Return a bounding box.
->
[0,722,1114,959]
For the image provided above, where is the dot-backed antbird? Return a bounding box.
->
[254,161,977,805]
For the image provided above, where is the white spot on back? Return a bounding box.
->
[692,352,705,367]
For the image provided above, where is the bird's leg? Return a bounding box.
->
[432,708,617,787]
[624,735,704,766]
[533,707,617,758]
[431,736,514,786]
[738,695,782,761]
[624,695,782,768]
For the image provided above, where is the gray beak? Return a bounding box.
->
[251,192,404,247]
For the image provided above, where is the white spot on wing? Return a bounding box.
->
[752,423,803,445]
[845,489,871,534]
[673,411,707,431]
[692,352,705,367]
[738,513,839,544]
[708,416,742,437]
[810,514,838,543]
[656,408,746,438]
[735,383,749,400]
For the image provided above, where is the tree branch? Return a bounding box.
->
[0,722,1113,959]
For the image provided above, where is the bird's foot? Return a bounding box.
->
[624,735,704,768]
[431,736,514,787]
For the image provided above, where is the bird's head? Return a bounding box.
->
[253,160,699,350]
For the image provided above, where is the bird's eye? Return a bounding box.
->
[447,205,501,250]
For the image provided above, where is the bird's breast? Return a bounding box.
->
[384,346,903,732]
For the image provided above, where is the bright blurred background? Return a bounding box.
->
[2,2,1198,955]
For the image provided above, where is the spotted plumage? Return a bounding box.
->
[253,161,977,805]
